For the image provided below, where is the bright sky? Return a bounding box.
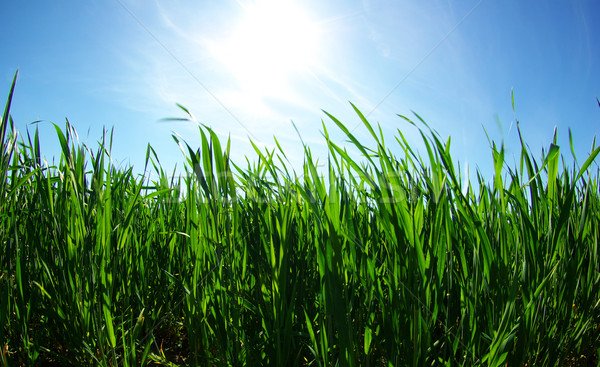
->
[1,0,599,184]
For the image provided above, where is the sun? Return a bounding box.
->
[212,0,320,97]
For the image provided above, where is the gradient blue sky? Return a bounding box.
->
[1,0,599,183]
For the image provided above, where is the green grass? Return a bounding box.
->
[1,70,599,366]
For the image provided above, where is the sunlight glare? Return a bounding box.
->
[212,0,320,97]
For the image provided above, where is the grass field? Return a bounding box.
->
[1,71,600,366]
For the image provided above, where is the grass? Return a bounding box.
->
[1,70,599,366]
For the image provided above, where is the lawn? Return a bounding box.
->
[1,71,599,366]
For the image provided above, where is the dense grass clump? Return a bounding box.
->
[1,72,600,366]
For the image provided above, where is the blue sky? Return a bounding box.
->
[1,0,599,184]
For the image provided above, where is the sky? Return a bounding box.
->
[1,0,599,185]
